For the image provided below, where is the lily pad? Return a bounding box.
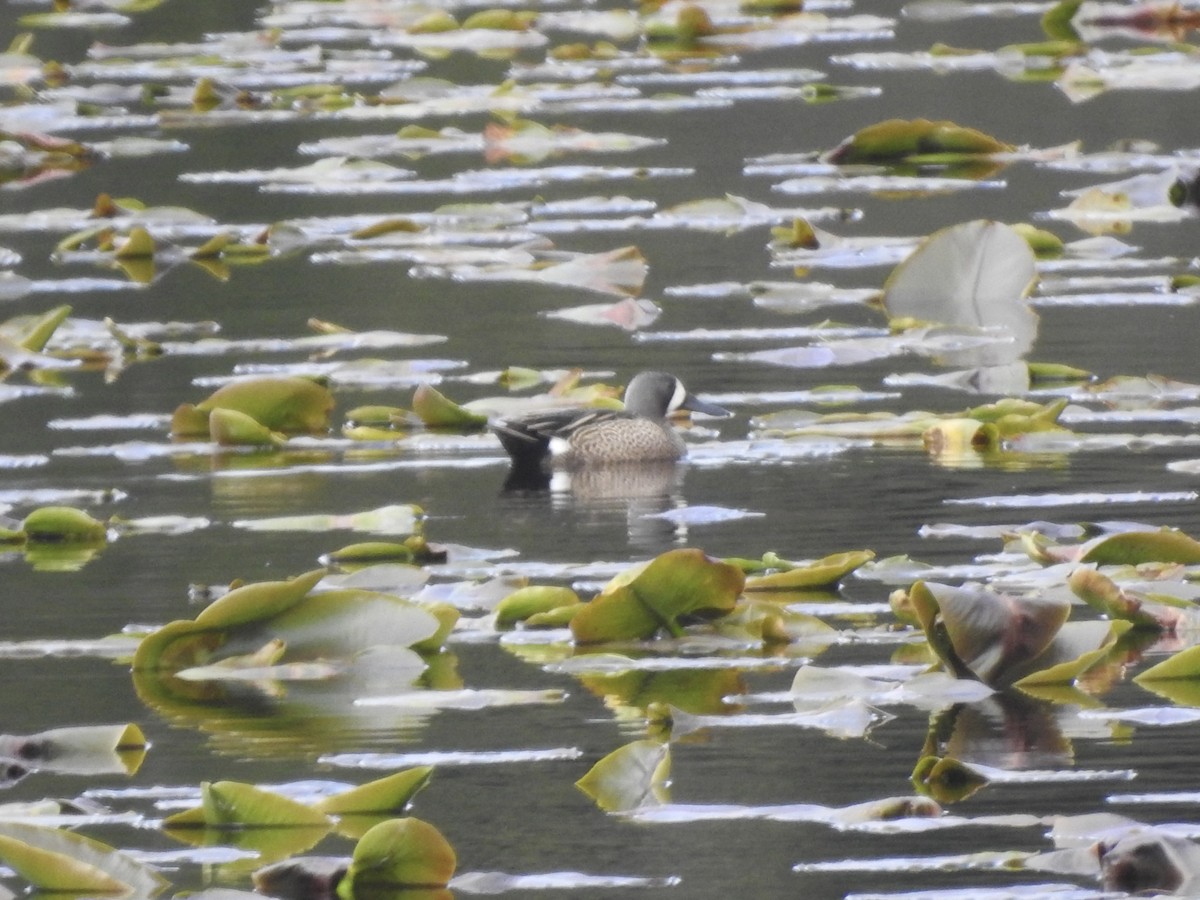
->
[575,739,670,812]
[824,118,1013,164]
[164,780,331,829]
[170,376,334,436]
[339,817,456,893]
[570,548,746,643]
[315,767,434,816]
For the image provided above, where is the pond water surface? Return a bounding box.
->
[3,0,1200,897]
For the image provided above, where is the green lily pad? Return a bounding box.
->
[411,383,488,429]
[1068,568,1191,630]
[0,823,167,895]
[1080,529,1200,565]
[1134,644,1200,684]
[743,550,875,591]
[315,767,433,816]
[21,506,107,543]
[171,376,334,437]
[208,407,287,447]
[570,548,745,643]
[338,817,457,894]
[195,569,326,629]
[164,781,331,829]
[495,586,582,629]
[824,118,1013,164]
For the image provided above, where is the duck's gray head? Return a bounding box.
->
[624,371,731,420]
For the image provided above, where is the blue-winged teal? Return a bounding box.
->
[492,371,730,468]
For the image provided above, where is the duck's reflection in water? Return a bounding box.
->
[501,461,687,550]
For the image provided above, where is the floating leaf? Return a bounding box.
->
[881,219,1038,368]
[165,781,331,829]
[0,723,146,775]
[340,817,456,892]
[411,383,488,429]
[21,506,107,543]
[824,118,1013,164]
[171,376,334,436]
[570,549,745,643]
[495,586,582,630]
[315,767,433,816]
[1080,529,1200,565]
[744,550,875,590]
[575,740,670,812]
[0,823,167,895]
[208,407,287,447]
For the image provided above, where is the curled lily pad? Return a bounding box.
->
[743,549,875,591]
[164,781,331,829]
[575,739,670,812]
[21,506,107,543]
[0,823,167,895]
[315,767,433,816]
[907,580,1098,688]
[0,723,146,776]
[411,383,488,429]
[133,569,442,674]
[570,548,745,643]
[495,586,582,630]
[339,817,456,893]
[170,376,334,436]
[1068,568,1191,631]
[208,407,287,447]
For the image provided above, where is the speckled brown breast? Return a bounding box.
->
[561,418,686,465]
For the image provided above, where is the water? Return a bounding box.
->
[2,0,1200,896]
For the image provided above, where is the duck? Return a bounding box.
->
[491,371,730,469]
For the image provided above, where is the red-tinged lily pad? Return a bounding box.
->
[570,548,746,643]
[170,376,334,437]
[1068,567,1191,631]
[823,118,1014,165]
[908,580,1081,688]
[338,817,456,894]
[165,780,332,830]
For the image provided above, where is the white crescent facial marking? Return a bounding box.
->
[667,378,687,414]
